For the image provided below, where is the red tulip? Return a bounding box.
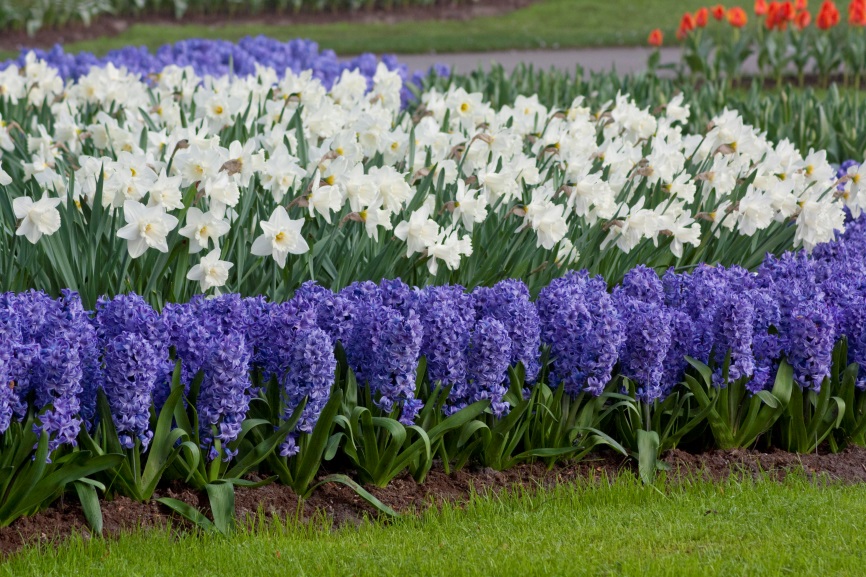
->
[816,0,840,29]
[677,12,697,39]
[850,0,866,25]
[727,6,749,26]
[648,28,664,46]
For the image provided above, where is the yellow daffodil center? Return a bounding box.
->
[275,231,285,242]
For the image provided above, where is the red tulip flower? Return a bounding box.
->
[816,0,840,29]
[850,0,866,25]
[794,9,811,28]
[755,0,769,15]
[695,7,710,27]
[711,4,727,20]
[648,28,664,46]
[727,6,749,26]
[677,12,697,39]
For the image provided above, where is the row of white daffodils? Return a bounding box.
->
[0,52,857,294]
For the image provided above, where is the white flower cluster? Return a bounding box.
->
[0,53,854,293]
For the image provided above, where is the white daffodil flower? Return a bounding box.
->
[394,198,439,257]
[453,181,487,232]
[187,248,233,292]
[13,195,62,243]
[117,200,179,258]
[178,207,231,254]
[251,205,308,268]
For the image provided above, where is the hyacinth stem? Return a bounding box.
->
[132,439,142,488]
[642,401,652,434]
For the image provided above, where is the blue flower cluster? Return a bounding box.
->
[0,290,96,451]
[1,37,447,102]
[472,280,542,384]
[538,271,623,397]
[4,212,866,456]
[199,330,252,461]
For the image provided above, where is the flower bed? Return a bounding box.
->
[1,210,865,527]
[653,1,866,86]
[0,56,856,307]
[2,42,866,534]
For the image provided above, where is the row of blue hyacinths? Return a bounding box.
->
[2,213,866,531]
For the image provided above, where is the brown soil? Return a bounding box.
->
[0,0,533,53]
[3,445,866,558]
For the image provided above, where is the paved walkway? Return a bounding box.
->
[352,46,771,77]
[382,46,682,75]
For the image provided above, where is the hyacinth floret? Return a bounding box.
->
[96,293,173,403]
[361,305,424,425]
[15,291,90,451]
[680,264,731,364]
[660,310,695,396]
[103,331,161,450]
[748,288,782,393]
[784,301,836,391]
[279,327,336,458]
[198,329,253,461]
[662,268,689,309]
[0,299,32,430]
[33,331,84,451]
[242,295,273,370]
[163,300,214,388]
[710,292,756,387]
[616,265,664,306]
[616,297,672,404]
[456,316,512,417]
[292,281,354,347]
[256,300,318,382]
[472,279,541,383]
[200,293,256,340]
[378,278,412,312]
[758,251,823,333]
[580,277,625,396]
[0,361,15,435]
[538,271,623,396]
[414,285,474,394]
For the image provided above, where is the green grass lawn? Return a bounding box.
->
[4,472,865,577]
[2,0,752,59]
